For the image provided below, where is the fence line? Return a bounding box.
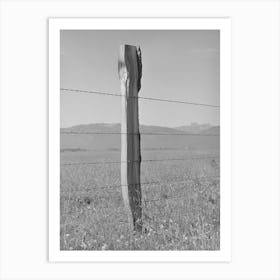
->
[145,194,193,204]
[60,87,220,215]
[61,194,200,204]
[61,188,218,204]
[61,131,219,136]
[60,174,220,193]
[60,176,220,204]
[61,156,218,166]
[60,88,220,108]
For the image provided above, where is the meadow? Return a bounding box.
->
[60,149,220,250]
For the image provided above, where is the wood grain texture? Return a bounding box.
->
[118,45,142,232]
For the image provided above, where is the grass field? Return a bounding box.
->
[60,149,220,250]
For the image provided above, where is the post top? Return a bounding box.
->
[118,44,142,91]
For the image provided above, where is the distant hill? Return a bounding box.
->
[175,122,213,134]
[60,123,220,151]
[199,126,220,135]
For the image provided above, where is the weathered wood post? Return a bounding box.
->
[118,44,142,232]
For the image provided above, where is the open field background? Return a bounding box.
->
[60,148,220,250]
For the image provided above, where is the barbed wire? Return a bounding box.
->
[61,189,218,204]
[60,178,219,204]
[60,174,220,193]
[144,194,191,204]
[60,131,219,136]
[61,156,218,166]
[59,88,220,208]
[60,88,220,108]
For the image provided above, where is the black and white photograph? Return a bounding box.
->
[60,29,220,251]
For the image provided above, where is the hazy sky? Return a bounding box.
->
[60,30,220,128]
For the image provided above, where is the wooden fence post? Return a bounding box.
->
[118,44,142,232]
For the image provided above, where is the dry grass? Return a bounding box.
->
[60,149,220,250]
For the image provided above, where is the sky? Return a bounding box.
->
[60,30,220,128]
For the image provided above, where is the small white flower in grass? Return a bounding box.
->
[101,244,108,250]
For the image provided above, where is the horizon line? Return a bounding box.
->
[61,121,220,129]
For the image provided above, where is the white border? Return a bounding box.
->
[49,18,231,262]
